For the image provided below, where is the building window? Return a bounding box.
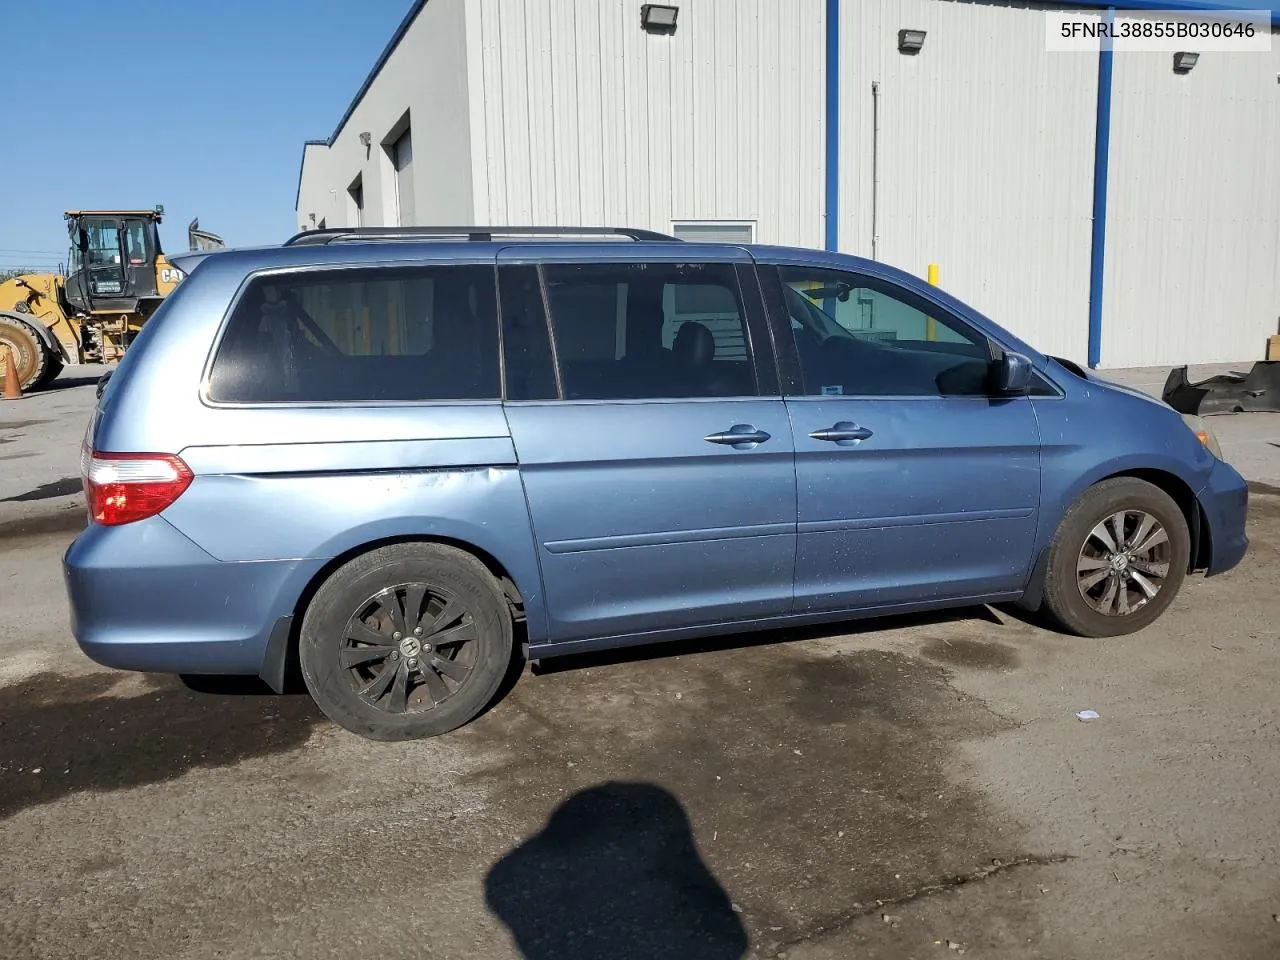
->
[671,221,755,244]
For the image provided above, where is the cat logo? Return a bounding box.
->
[160,267,186,285]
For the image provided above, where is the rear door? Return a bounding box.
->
[499,246,796,646]
[759,263,1042,613]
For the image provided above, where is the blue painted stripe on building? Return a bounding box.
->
[1054,0,1280,24]
[1087,6,1116,369]
[824,0,840,251]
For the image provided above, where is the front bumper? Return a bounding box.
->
[63,516,321,676]
[1198,460,1249,576]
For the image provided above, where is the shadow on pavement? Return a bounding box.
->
[30,375,103,392]
[531,603,1009,676]
[0,672,323,820]
[1,476,82,503]
[0,508,84,544]
[485,782,747,960]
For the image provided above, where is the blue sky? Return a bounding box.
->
[1,0,410,273]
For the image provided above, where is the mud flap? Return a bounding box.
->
[258,615,294,694]
[1162,361,1280,415]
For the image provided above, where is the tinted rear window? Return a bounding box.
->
[208,265,500,403]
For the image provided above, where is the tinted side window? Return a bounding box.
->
[779,267,994,398]
[208,265,500,403]
[542,262,757,400]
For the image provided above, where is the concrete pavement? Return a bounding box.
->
[0,364,105,530]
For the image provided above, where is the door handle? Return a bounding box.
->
[704,424,772,448]
[809,421,873,445]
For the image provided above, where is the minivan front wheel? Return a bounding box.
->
[1042,477,1190,638]
[299,543,514,740]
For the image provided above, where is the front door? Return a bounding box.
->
[121,217,160,300]
[65,217,127,313]
[499,252,796,645]
[761,264,1042,613]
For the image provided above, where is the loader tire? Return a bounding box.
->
[31,356,64,390]
[0,314,53,391]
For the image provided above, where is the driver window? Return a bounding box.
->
[779,267,993,398]
[207,265,500,403]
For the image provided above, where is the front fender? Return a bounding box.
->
[0,310,72,364]
[1031,383,1215,561]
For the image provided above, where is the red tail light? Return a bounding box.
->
[81,447,194,526]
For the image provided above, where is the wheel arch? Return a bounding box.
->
[0,310,71,363]
[1022,466,1208,610]
[1103,468,1209,572]
[260,534,530,694]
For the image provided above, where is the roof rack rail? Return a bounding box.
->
[283,225,681,246]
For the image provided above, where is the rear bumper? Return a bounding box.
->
[1198,460,1249,576]
[63,516,320,676]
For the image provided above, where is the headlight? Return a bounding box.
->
[1181,414,1224,461]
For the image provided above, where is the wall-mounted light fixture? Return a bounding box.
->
[641,4,678,34]
[1172,51,1199,73]
[898,28,926,54]
[358,132,372,147]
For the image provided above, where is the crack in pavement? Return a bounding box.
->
[771,852,1074,954]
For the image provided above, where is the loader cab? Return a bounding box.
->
[64,210,164,316]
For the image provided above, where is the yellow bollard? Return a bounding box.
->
[926,263,939,341]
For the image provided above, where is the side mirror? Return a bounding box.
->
[994,351,1033,395]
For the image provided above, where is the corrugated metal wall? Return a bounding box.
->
[463,0,825,247]
[1102,39,1280,367]
[837,0,1100,363]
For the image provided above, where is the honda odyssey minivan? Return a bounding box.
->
[64,227,1248,740]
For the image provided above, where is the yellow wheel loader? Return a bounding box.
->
[0,210,222,390]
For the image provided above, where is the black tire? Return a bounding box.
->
[1043,477,1190,638]
[31,356,64,391]
[299,542,515,740]
[0,314,52,391]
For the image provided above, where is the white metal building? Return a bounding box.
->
[296,0,1280,369]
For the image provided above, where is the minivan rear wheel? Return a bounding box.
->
[299,543,514,740]
[1042,477,1190,638]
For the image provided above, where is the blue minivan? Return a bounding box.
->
[64,227,1249,740]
